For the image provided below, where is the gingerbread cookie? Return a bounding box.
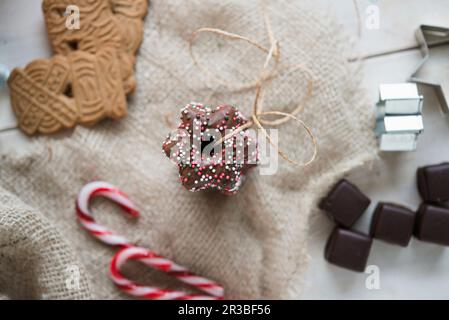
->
[8,56,78,135]
[8,48,129,134]
[68,48,127,125]
[7,0,148,135]
[41,0,147,94]
[109,0,149,55]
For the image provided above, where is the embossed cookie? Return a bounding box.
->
[109,0,149,55]
[68,47,128,125]
[7,56,78,135]
[42,0,148,94]
[8,48,129,135]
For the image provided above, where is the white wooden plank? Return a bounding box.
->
[320,0,449,58]
[0,86,16,129]
[0,129,34,155]
[0,0,52,67]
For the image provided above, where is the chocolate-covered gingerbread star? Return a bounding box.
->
[163,103,258,195]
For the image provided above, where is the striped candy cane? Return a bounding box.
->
[76,181,139,247]
[76,181,224,300]
[110,246,224,300]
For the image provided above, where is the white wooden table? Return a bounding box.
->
[1,0,449,299]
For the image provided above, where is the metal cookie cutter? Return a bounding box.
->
[409,25,449,113]
[375,83,424,152]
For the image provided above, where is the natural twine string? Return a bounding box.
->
[188,1,318,166]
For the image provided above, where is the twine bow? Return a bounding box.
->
[188,1,317,166]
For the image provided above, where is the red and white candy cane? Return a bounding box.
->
[110,246,224,300]
[76,181,224,300]
[76,181,139,247]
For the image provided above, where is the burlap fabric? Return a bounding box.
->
[0,0,376,299]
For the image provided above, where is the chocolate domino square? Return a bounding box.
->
[417,162,449,203]
[415,204,449,246]
[319,179,371,227]
[325,228,373,272]
[370,202,415,247]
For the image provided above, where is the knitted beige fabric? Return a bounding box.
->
[0,0,376,299]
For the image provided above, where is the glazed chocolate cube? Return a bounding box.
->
[417,162,449,203]
[319,179,371,227]
[370,202,415,247]
[325,228,372,272]
[415,204,449,246]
